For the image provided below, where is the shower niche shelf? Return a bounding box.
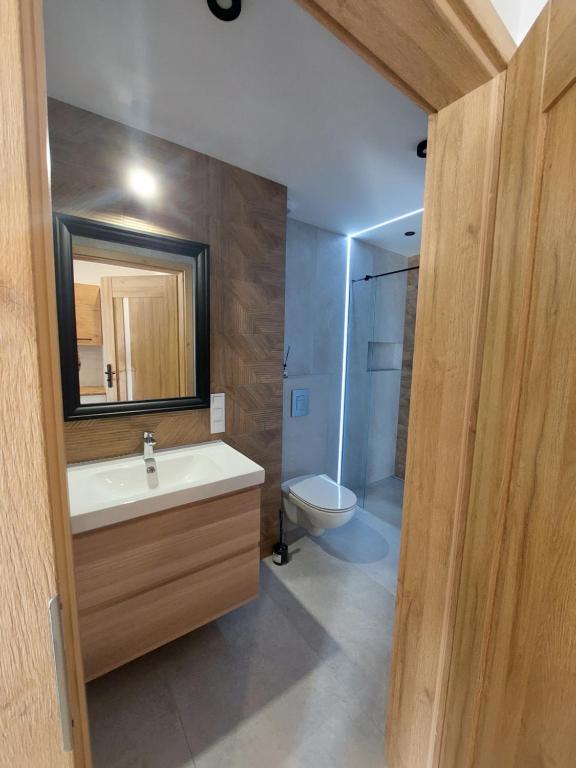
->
[367,342,402,372]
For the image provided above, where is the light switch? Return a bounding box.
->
[211,393,225,433]
[291,388,309,417]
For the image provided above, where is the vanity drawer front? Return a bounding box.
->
[73,487,261,613]
[80,547,259,681]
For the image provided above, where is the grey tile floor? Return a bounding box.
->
[363,476,404,529]
[87,485,402,768]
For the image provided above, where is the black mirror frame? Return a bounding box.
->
[53,213,210,420]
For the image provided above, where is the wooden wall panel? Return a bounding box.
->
[385,74,506,768]
[48,99,286,555]
[395,254,419,479]
[296,0,515,112]
[438,13,550,767]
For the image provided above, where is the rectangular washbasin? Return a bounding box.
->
[67,440,265,534]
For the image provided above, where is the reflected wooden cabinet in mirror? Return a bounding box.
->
[53,213,210,419]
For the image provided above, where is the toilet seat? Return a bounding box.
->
[288,474,356,513]
[281,474,357,536]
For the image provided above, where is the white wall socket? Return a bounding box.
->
[210,393,226,434]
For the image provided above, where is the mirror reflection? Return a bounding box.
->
[53,214,210,420]
[73,236,195,405]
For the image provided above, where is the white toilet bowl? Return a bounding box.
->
[281,474,356,537]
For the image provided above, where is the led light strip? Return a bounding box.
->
[350,208,424,239]
[336,236,352,484]
[337,207,424,485]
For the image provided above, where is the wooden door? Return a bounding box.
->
[473,2,576,764]
[101,275,182,401]
[1,0,91,765]
[388,3,576,766]
[437,3,576,767]
[385,72,506,768]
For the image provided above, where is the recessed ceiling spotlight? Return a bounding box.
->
[405,231,416,237]
[127,166,157,199]
[417,140,427,159]
[207,0,241,21]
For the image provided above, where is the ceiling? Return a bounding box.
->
[353,209,424,256]
[490,0,547,44]
[44,0,427,255]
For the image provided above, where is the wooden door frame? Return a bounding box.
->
[2,0,91,765]
[296,0,516,112]
[4,0,520,766]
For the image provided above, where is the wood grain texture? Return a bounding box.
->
[73,488,260,613]
[439,14,550,768]
[74,283,102,344]
[543,0,576,110]
[437,0,517,68]
[79,386,105,396]
[104,274,182,399]
[48,99,286,554]
[394,255,419,479]
[74,490,260,681]
[296,0,514,112]
[1,2,90,765]
[469,15,576,767]
[385,74,506,768]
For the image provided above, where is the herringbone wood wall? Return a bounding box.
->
[395,254,419,478]
[48,99,286,554]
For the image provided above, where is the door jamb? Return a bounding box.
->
[14,0,521,766]
[17,1,92,764]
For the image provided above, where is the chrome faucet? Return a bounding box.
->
[143,431,157,476]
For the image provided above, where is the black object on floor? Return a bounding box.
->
[273,508,289,566]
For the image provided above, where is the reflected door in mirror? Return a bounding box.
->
[100,275,182,401]
[54,214,210,420]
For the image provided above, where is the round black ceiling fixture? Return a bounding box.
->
[405,231,416,237]
[417,140,427,159]
[207,0,241,21]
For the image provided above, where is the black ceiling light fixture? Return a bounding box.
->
[417,140,427,159]
[207,0,241,21]
[405,231,416,237]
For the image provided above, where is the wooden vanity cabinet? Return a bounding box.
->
[73,487,261,680]
[74,283,102,345]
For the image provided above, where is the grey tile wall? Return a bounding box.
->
[343,240,407,493]
[282,220,347,482]
[282,222,408,494]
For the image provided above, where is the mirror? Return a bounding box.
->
[53,213,210,420]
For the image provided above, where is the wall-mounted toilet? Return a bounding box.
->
[281,474,357,537]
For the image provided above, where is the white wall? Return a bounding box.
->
[78,346,104,388]
[490,0,548,44]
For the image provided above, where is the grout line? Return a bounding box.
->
[157,656,199,767]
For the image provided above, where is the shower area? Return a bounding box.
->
[342,238,419,529]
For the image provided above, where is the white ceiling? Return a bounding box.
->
[44,0,427,255]
[352,209,424,256]
[490,0,547,43]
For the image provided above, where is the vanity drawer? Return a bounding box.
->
[73,487,261,613]
[79,547,259,680]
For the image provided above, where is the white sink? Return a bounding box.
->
[67,440,265,534]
